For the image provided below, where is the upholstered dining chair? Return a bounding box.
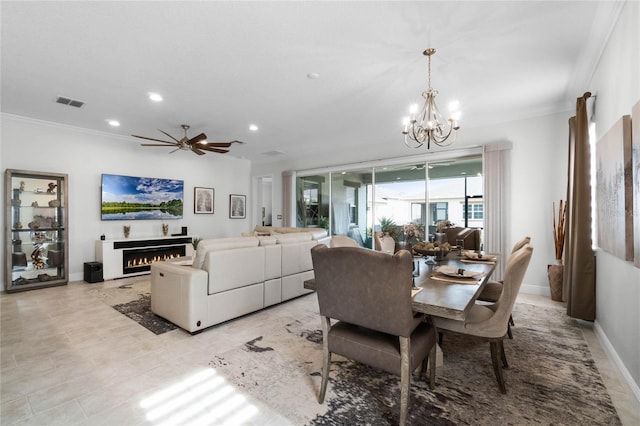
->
[433,244,533,394]
[476,236,531,338]
[329,235,360,248]
[374,232,396,253]
[310,245,437,426]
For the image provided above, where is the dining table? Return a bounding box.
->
[304,251,498,322]
[410,253,497,320]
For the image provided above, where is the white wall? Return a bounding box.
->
[587,1,640,394]
[1,115,252,287]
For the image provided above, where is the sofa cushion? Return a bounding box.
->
[258,236,278,246]
[253,226,328,240]
[193,237,259,269]
[204,246,265,294]
[275,233,313,244]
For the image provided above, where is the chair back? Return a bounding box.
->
[329,235,359,248]
[374,232,396,253]
[311,245,416,337]
[511,236,531,253]
[467,244,533,336]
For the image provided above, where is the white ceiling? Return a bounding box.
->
[0,1,621,163]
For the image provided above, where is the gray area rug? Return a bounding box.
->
[91,280,178,335]
[210,302,621,425]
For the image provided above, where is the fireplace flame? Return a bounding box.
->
[126,253,180,269]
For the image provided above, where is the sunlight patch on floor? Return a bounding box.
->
[139,368,258,425]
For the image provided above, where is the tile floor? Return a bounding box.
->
[1,279,638,426]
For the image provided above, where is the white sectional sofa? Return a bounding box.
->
[150,228,329,333]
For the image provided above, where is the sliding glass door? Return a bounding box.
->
[296,173,330,230]
[294,154,483,248]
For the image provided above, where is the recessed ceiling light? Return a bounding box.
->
[148,92,163,102]
[306,72,320,79]
[249,124,258,131]
[107,119,120,127]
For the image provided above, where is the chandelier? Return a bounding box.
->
[402,48,460,149]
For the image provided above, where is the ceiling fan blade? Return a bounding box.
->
[201,142,232,148]
[198,146,229,154]
[132,135,176,144]
[140,143,179,147]
[187,133,207,145]
[191,146,206,155]
[229,140,246,144]
[169,148,180,154]
[157,129,181,143]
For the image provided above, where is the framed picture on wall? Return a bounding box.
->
[229,194,246,219]
[194,187,214,214]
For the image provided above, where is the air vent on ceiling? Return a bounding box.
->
[56,96,85,108]
[263,150,286,156]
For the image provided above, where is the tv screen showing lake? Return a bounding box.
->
[101,174,184,220]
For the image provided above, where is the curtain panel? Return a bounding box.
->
[564,93,596,321]
[483,142,512,281]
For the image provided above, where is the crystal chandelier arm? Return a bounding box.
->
[401,47,459,149]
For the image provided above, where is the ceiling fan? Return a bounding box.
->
[133,124,243,155]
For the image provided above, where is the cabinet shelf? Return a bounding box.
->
[5,169,69,292]
[11,227,66,232]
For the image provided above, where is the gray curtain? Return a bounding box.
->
[564,92,596,321]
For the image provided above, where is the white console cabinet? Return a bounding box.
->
[96,236,194,280]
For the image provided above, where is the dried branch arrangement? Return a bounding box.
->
[553,200,567,262]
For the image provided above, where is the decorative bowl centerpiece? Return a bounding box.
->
[412,241,451,258]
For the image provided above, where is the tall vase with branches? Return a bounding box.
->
[548,200,567,301]
[553,200,567,264]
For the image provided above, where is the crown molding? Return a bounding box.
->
[1,113,132,143]
[565,1,626,101]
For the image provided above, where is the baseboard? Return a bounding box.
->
[520,284,550,296]
[594,320,640,405]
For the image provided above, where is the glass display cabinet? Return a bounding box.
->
[5,169,69,292]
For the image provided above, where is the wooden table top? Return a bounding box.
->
[304,253,497,321]
[411,255,496,320]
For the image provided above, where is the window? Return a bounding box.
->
[464,203,484,220]
[430,202,448,223]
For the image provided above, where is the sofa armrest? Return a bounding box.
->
[150,262,209,333]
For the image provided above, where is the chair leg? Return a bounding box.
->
[429,343,437,389]
[490,340,507,394]
[509,314,515,326]
[399,336,410,426]
[438,331,444,348]
[499,338,509,369]
[319,316,331,403]
[507,323,513,340]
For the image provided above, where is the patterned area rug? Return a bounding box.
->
[210,302,621,425]
[91,280,178,335]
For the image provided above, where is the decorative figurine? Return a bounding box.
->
[19,181,25,192]
[162,224,169,236]
[31,201,38,207]
[47,182,57,194]
[31,246,46,269]
[123,225,131,238]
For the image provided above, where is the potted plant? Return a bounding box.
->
[548,200,566,301]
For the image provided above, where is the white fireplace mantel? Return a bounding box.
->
[96,236,194,280]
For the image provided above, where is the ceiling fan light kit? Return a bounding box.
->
[133,124,242,156]
[402,48,460,150]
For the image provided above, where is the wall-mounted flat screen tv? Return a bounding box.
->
[101,173,184,220]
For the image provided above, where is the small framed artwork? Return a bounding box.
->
[194,187,214,214]
[229,194,246,219]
